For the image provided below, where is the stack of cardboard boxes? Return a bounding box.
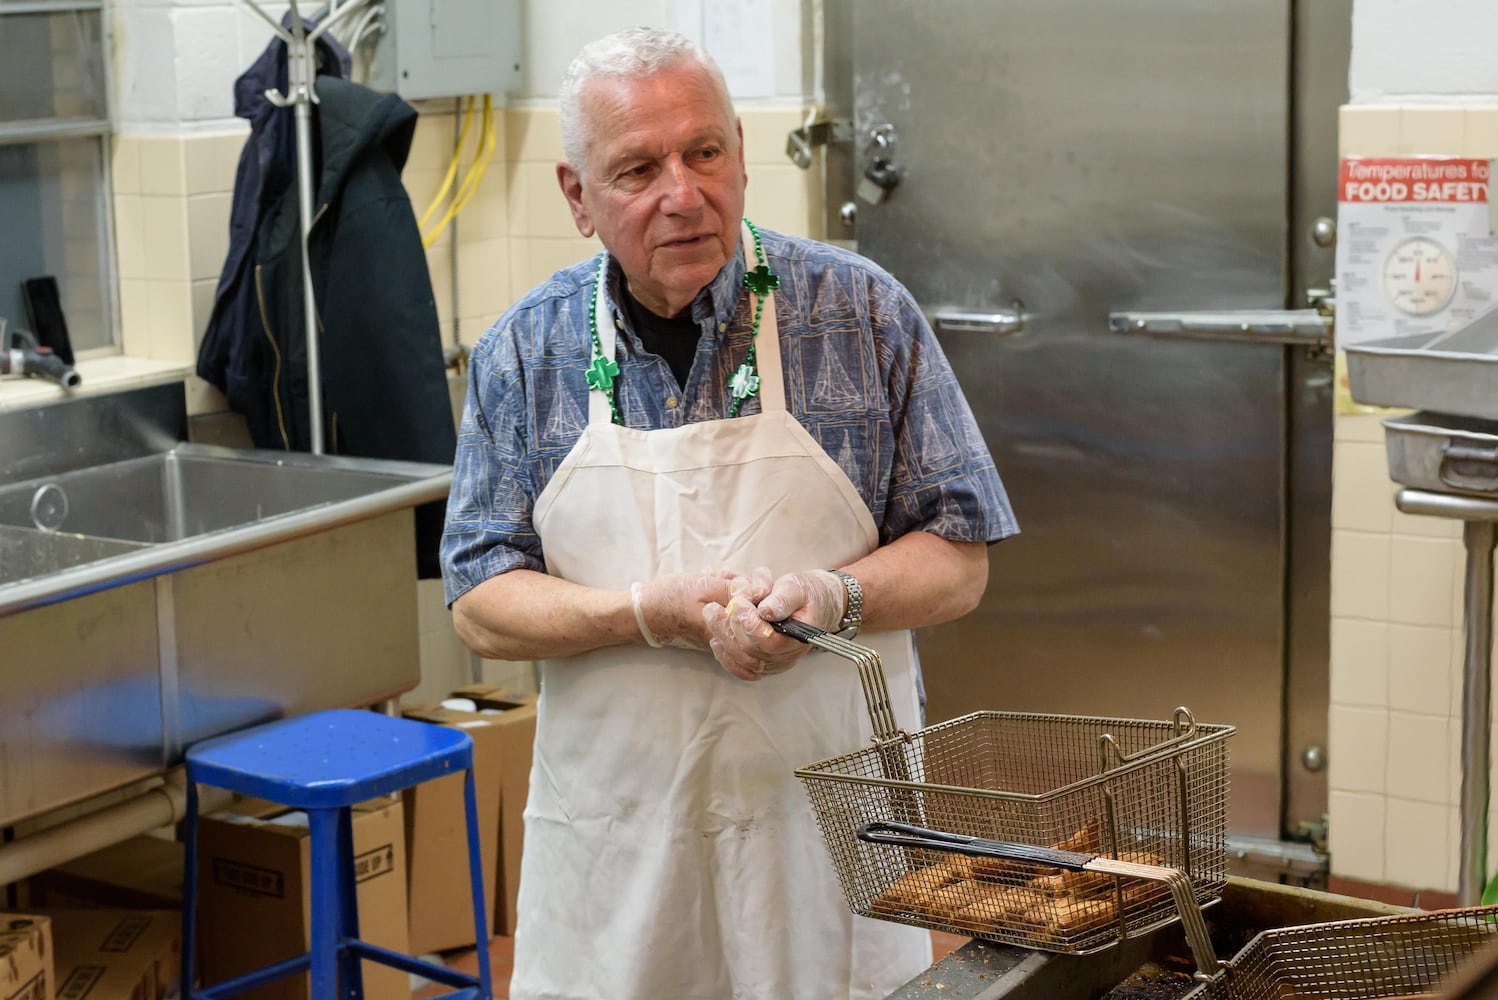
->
[0,915,51,1000]
[402,686,536,950]
[15,835,184,1000]
[192,800,410,1000]
[10,687,536,1000]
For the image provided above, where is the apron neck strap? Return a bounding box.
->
[589,258,618,426]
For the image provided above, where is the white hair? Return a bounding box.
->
[559,26,736,172]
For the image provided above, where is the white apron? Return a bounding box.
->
[513,235,932,1000]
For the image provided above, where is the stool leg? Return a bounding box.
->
[335,806,365,1000]
[181,779,201,1000]
[308,808,343,1000]
[462,768,493,999]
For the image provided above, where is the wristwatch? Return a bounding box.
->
[830,569,863,639]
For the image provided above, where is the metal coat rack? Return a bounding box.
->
[238,0,374,455]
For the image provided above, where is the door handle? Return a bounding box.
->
[1108,309,1331,347]
[930,309,1025,336]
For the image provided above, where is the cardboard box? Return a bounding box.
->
[399,705,503,954]
[448,686,536,936]
[195,800,408,1000]
[0,915,52,1000]
[27,838,183,912]
[48,910,177,1000]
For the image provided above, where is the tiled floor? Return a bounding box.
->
[419,931,970,998]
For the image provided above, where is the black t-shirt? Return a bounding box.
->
[620,283,700,389]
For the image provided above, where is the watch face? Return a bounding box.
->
[1381,236,1457,317]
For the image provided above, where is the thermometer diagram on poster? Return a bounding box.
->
[1335,157,1498,346]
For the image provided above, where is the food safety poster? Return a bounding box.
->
[1335,157,1498,346]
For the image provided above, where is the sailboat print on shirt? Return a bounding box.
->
[809,340,863,409]
[544,379,588,442]
[914,400,961,470]
[834,428,861,486]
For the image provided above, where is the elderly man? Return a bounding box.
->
[441,25,1016,1000]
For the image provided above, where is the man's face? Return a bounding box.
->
[557,62,747,318]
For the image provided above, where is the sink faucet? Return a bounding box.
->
[0,318,81,389]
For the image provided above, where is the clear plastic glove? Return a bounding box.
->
[702,568,846,681]
[754,568,845,633]
[631,571,739,650]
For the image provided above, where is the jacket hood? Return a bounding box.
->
[312,76,418,211]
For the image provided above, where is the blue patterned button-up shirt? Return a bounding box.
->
[441,226,1017,605]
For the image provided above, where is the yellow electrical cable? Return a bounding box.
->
[448,95,496,216]
[417,96,476,232]
[422,94,496,249]
[423,95,494,247]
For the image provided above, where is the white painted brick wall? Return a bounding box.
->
[1351,0,1498,102]
[113,0,809,129]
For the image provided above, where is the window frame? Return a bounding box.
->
[0,0,117,356]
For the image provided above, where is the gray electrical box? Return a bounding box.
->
[364,0,521,101]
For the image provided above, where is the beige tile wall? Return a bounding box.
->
[112,130,244,418]
[1329,104,1498,892]
[111,103,824,705]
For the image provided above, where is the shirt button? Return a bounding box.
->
[666,396,679,409]
[718,322,727,333]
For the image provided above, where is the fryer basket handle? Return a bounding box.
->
[770,617,901,742]
[857,820,1096,869]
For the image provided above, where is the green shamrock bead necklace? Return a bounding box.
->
[587,217,778,425]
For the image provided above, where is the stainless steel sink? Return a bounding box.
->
[0,386,454,827]
[0,442,452,617]
[0,524,144,586]
[0,447,429,544]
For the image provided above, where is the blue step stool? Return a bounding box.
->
[182,709,493,1000]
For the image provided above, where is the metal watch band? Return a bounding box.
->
[831,569,863,637]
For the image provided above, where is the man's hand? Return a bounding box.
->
[632,571,739,649]
[755,569,845,633]
[702,568,846,681]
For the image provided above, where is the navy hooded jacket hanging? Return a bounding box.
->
[197,26,454,578]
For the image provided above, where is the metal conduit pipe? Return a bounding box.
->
[0,772,233,886]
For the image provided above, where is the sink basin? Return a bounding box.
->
[0,442,452,618]
[0,447,421,544]
[0,524,145,586]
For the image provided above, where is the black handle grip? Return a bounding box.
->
[857,820,1096,870]
[768,618,830,643]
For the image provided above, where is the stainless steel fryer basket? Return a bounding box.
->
[1184,906,1498,1000]
[773,619,1235,955]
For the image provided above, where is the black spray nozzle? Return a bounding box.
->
[2,325,81,389]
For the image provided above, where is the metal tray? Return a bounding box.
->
[1346,309,1498,420]
[1383,412,1498,497]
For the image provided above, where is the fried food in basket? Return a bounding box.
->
[959,884,1048,926]
[1046,898,1118,933]
[968,816,1106,882]
[1054,816,1104,855]
[1116,849,1172,908]
[870,857,971,914]
[955,881,1120,938]
[916,880,987,923]
[1028,868,1114,901]
[869,821,1178,941]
